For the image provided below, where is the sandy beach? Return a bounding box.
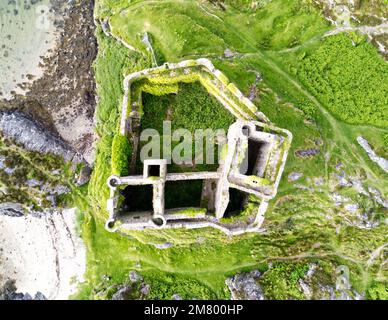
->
[0,208,86,300]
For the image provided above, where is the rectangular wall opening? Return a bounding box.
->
[239,138,268,177]
[224,188,247,217]
[121,185,153,213]
[148,165,161,177]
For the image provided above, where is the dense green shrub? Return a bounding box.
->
[142,82,235,133]
[142,271,217,300]
[367,281,388,300]
[111,134,132,176]
[259,262,309,299]
[296,33,388,127]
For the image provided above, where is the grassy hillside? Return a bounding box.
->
[74,0,388,300]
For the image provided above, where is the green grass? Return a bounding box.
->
[74,0,388,300]
[74,219,258,299]
[103,0,329,60]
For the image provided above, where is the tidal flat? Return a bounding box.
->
[0,0,60,100]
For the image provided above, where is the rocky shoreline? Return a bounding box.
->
[0,110,82,163]
[0,0,96,300]
[0,0,97,164]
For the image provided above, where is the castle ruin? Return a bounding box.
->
[106,59,292,236]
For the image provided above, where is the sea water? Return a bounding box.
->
[0,0,59,100]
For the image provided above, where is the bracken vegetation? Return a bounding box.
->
[292,33,388,127]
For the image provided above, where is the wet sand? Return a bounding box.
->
[0,0,61,100]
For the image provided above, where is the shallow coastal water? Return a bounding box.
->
[0,0,59,100]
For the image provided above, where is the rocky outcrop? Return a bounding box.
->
[0,116,87,212]
[129,271,143,283]
[295,148,320,158]
[226,270,265,300]
[0,280,47,300]
[288,172,303,182]
[106,271,151,300]
[75,165,92,186]
[0,110,81,163]
[357,136,388,172]
[314,0,388,59]
[111,285,135,300]
[153,242,174,250]
[298,264,364,300]
[0,203,24,217]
